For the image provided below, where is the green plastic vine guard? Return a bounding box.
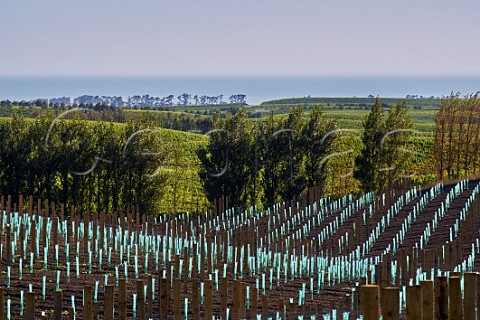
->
[42,275,46,300]
[19,258,22,280]
[7,266,10,288]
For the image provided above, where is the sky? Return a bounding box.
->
[0,0,479,77]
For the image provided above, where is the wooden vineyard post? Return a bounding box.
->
[207,234,213,274]
[200,241,205,279]
[360,285,380,320]
[118,278,127,320]
[6,196,10,224]
[464,273,476,320]
[54,290,63,320]
[53,217,58,248]
[449,276,462,320]
[183,248,188,294]
[137,279,146,320]
[220,278,228,319]
[104,285,114,320]
[165,262,172,290]
[450,271,461,278]
[232,280,238,320]
[136,210,140,238]
[435,276,448,320]
[288,300,296,320]
[204,279,213,320]
[83,213,89,254]
[84,286,92,320]
[173,278,181,320]
[381,258,388,287]
[93,302,99,320]
[262,295,268,320]
[174,255,180,279]
[251,286,258,318]
[477,273,480,320]
[380,287,399,320]
[420,280,434,320]
[232,280,243,320]
[24,292,35,320]
[68,307,74,320]
[192,279,200,320]
[406,285,421,320]
[0,288,4,320]
[239,282,246,319]
[147,275,153,318]
[192,244,198,276]
[159,278,168,319]
[18,195,23,215]
[338,294,344,315]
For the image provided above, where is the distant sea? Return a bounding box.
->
[0,76,479,105]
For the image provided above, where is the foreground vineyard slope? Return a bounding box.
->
[1,177,480,318]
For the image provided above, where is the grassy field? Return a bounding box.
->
[120,97,438,134]
[259,96,441,109]
[321,109,435,135]
[149,127,209,213]
[246,107,435,135]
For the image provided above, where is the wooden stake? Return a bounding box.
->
[435,276,448,320]
[147,275,153,318]
[205,279,213,320]
[84,286,92,320]
[406,285,421,320]
[0,288,5,320]
[251,287,258,318]
[137,279,145,320]
[221,277,228,319]
[449,276,462,320]
[118,278,127,320]
[360,285,380,320]
[380,287,399,320]
[159,278,168,320]
[262,295,268,320]
[476,273,480,320]
[173,278,181,320]
[24,292,35,320]
[104,285,114,320]
[192,279,200,320]
[464,273,476,320]
[92,302,99,320]
[68,307,75,320]
[420,280,434,320]
[239,282,246,319]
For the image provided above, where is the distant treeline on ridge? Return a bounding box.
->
[0,93,247,108]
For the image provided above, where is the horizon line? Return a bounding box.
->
[1,74,480,79]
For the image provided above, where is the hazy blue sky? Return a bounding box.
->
[0,0,479,77]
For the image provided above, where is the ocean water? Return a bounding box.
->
[0,76,479,105]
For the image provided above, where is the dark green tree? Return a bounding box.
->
[303,106,338,192]
[381,100,414,190]
[258,112,286,207]
[198,108,255,210]
[355,98,413,194]
[279,107,307,201]
[354,98,387,193]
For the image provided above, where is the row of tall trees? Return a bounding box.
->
[199,106,346,209]
[434,93,480,179]
[354,99,414,194]
[0,111,177,214]
[199,99,415,209]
